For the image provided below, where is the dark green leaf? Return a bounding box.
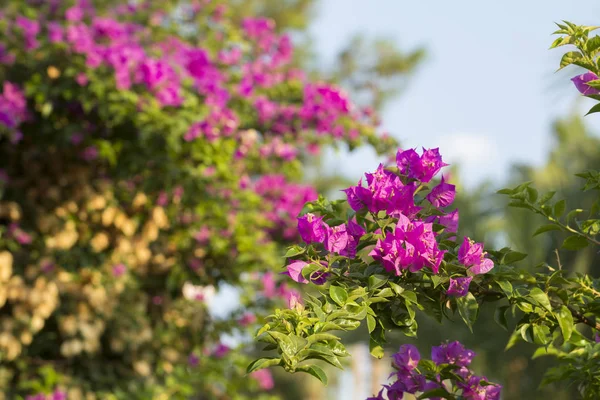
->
[497,281,513,298]
[418,388,451,399]
[528,287,552,312]
[562,235,589,250]
[586,103,600,115]
[554,200,566,218]
[533,224,562,236]
[456,293,479,332]
[494,306,509,331]
[502,251,528,265]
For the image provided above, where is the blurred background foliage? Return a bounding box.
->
[1,0,596,399]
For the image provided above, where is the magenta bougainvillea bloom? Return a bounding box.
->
[370,215,445,275]
[392,344,420,370]
[285,260,309,283]
[447,276,473,297]
[571,72,600,95]
[459,375,502,400]
[325,224,349,253]
[397,147,448,183]
[188,353,200,368]
[212,343,230,358]
[297,213,327,244]
[261,271,276,298]
[254,175,318,240]
[0,82,28,130]
[431,341,475,367]
[285,261,329,285]
[250,369,274,390]
[458,237,494,275]
[112,263,126,277]
[238,312,257,327]
[426,175,456,208]
[439,209,459,233]
[343,162,421,217]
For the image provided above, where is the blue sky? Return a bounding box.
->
[311,0,600,188]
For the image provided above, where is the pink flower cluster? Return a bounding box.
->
[0,82,28,140]
[26,390,66,400]
[0,2,381,165]
[368,342,501,400]
[253,175,318,240]
[342,148,456,276]
[250,369,275,390]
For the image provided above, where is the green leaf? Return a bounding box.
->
[284,245,305,258]
[497,281,513,298]
[430,275,445,288]
[418,388,451,399]
[296,365,328,385]
[369,337,385,359]
[586,103,600,115]
[497,188,515,195]
[494,306,509,331]
[400,290,418,304]
[368,275,388,290]
[456,293,479,332]
[329,285,348,306]
[520,324,533,343]
[566,209,584,222]
[539,191,556,205]
[505,330,521,350]
[528,287,552,312]
[246,358,281,373]
[533,325,551,345]
[554,200,566,218]
[561,235,589,250]
[502,251,528,265]
[526,187,538,202]
[558,51,583,70]
[268,332,296,356]
[533,224,562,236]
[557,305,574,341]
[306,333,341,344]
[532,346,561,359]
[366,315,376,333]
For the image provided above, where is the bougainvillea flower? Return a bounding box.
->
[431,341,475,367]
[297,213,327,244]
[250,369,274,390]
[571,72,600,95]
[458,237,494,275]
[439,209,459,233]
[392,344,421,371]
[459,375,502,400]
[285,260,309,283]
[426,175,456,208]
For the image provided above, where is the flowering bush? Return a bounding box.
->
[367,342,501,400]
[251,37,600,396]
[0,0,400,398]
